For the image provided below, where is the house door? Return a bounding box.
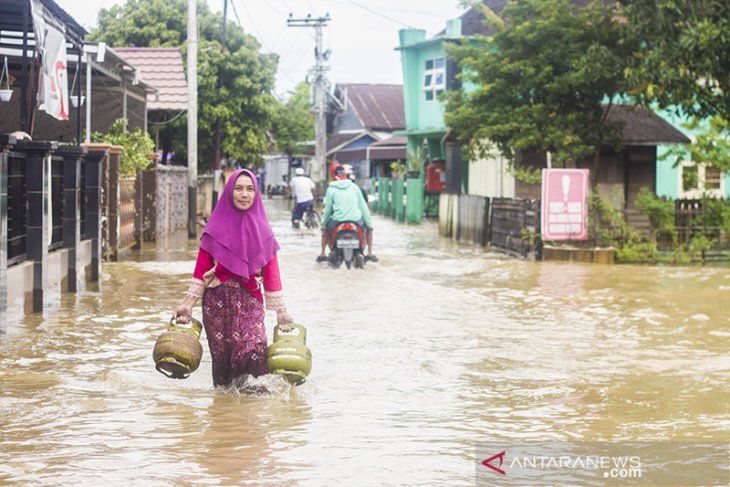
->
[625,160,654,236]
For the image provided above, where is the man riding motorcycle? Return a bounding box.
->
[317,163,377,262]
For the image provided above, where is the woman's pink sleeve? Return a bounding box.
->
[193,248,215,280]
[262,253,283,292]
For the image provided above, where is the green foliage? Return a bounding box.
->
[520,228,542,248]
[587,188,730,264]
[635,187,676,242]
[588,192,637,248]
[445,0,633,169]
[701,198,730,233]
[661,115,730,174]
[91,119,155,176]
[507,165,542,185]
[619,0,730,122]
[407,144,424,173]
[615,241,658,264]
[390,160,407,177]
[587,191,661,263]
[271,82,314,156]
[89,0,280,171]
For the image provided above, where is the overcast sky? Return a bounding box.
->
[53,0,466,98]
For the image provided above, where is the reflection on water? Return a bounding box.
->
[0,198,728,486]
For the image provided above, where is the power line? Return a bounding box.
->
[341,0,413,29]
[234,0,271,52]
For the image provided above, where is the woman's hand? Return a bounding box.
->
[174,303,193,323]
[203,268,221,288]
[276,308,294,331]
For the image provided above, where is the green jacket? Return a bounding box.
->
[321,179,373,228]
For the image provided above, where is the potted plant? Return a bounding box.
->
[69,67,84,106]
[0,56,13,102]
[406,144,424,178]
[390,160,407,179]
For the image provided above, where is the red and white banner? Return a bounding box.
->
[541,168,589,241]
[31,0,69,121]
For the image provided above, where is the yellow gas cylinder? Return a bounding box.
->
[266,323,312,385]
[152,315,203,379]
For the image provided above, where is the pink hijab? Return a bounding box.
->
[200,168,279,278]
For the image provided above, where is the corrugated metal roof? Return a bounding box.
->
[114,47,187,111]
[336,84,405,131]
[325,131,368,154]
[370,136,407,147]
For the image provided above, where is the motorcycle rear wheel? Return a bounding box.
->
[304,209,320,229]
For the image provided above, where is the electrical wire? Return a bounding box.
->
[341,0,414,29]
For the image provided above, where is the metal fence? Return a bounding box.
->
[490,197,541,260]
[6,149,26,264]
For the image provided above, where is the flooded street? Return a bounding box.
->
[1,198,728,486]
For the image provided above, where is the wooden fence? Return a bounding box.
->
[491,197,541,260]
[439,194,542,260]
[674,198,729,248]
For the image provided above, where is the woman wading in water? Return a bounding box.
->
[174,168,293,388]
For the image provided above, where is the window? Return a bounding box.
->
[679,161,725,198]
[423,57,445,101]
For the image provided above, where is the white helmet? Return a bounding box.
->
[295,167,304,176]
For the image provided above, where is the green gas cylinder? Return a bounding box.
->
[266,323,312,385]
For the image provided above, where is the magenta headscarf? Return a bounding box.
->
[200,168,280,278]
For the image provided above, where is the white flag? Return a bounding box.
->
[31,0,69,121]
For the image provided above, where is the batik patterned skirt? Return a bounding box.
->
[202,279,268,387]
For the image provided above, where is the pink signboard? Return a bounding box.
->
[541,169,589,241]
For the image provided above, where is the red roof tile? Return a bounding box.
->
[115,47,188,111]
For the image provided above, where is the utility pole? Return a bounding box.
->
[187,0,198,237]
[212,0,228,208]
[287,13,331,185]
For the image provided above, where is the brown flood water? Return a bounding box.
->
[0,198,728,486]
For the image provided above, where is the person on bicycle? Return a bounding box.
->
[288,167,316,228]
[317,163,377,262]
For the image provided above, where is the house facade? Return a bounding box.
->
[327,83,405,185]
[655,112,730,200]
[396,3,516,222]
[396,0,691,227]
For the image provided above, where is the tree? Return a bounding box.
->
[619,0,730,122]
[445,0,634,181]
[270,82,315,157]
[88,0,280,171]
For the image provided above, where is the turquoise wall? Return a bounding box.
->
[398,30,451,134]
[415,43,448,131]
[654,109,730,198]
[656,148,680,198]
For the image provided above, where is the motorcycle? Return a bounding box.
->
[327,221,366,269]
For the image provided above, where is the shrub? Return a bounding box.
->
[92,119,155,176]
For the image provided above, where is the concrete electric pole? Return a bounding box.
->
[287,13,331,185]
[187,0,198,237]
